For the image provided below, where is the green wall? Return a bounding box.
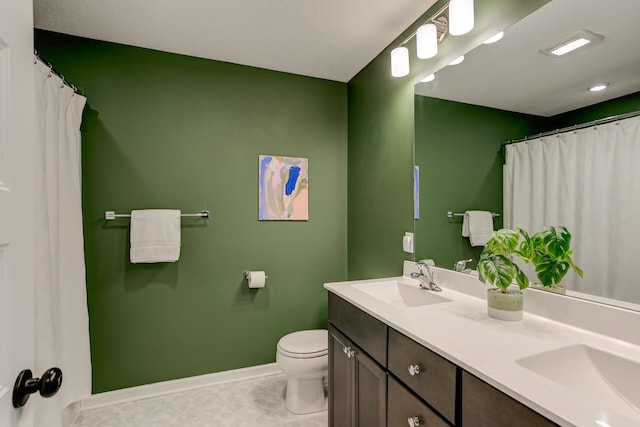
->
[346,38,416,279]
[35,30,348,393]
[547,91,640,130]
[413,97,544,268]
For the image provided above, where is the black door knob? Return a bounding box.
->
[12,367,63,408]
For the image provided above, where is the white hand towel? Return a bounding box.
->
[462,210,494,247]
[130,209,181,263]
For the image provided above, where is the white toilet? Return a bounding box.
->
[276,329,328,414]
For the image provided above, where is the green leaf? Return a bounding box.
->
[534,254,570,286]
[567,257,584,278]
[486,229,520,257]
[532,226,571,260]
[514,265,530,290]
[478,253,516,292]
[515,227,534,262]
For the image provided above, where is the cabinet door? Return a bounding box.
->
[329,325,354,427]
[354,346,387,427]
[329,324,387,427]
[462,371,557,427]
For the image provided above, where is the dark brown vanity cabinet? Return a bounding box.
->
[329,293,456,427]
[328,293,557,427]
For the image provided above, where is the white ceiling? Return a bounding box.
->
[33,0,438,83]
[415,0,640,116]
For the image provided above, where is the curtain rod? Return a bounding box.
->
[502,110,640,147]
[34,50,83,96]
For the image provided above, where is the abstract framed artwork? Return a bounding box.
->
[259,155,309,220]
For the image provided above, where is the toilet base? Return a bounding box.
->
[285,377,327,415]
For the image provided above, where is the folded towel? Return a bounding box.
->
[130,209,181,263]
[462,210,494,247]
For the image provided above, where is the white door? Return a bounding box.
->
[0,0,37,425]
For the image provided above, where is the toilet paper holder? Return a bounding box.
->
[244,271,268,288]
[243,271,268,280]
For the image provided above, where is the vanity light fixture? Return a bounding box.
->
[449,55,464,66]
[483,31,504,44]
[390,1,465,77]
[449,0,474,36]
[416,23,439,59]
[590,83,608,92]
[391,46,410,77]
[421,73,436,83]
[541,30,604,57]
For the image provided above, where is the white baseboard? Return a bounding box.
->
[62,401,81,427]
[80,363,281,412]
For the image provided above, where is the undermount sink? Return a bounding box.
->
[517,345,640,418]
[352,278,452,308]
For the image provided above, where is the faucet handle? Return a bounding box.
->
[454,258,473,272]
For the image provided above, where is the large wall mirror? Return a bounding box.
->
[413,0,640,310]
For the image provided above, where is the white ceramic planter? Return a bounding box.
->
[487,288,523,321]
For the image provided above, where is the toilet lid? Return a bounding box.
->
[277,329,328,359]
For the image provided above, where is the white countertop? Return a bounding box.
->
[324,266,640,427]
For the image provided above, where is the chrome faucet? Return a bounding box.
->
[410,261,442,292]
[453,258,473,273]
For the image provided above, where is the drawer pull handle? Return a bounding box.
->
[408,364,422,376]
[408,416,421,426]
[343,346,356,358]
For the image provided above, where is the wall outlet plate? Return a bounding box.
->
[403,232,414,253]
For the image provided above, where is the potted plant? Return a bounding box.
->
[477,226,582,321]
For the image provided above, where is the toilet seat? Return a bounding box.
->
[277,329,328,359]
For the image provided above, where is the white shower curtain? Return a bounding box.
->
[34,60,91,426]
[504,115,640,304]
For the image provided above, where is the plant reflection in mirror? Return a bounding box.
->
[478,226,583,293]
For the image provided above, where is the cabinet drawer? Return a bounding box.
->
[328,293,388,366]
[462,371,557,427]
[388,376,449,427]
[388,328,457,424]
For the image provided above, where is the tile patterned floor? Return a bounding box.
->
[73,373,328,427]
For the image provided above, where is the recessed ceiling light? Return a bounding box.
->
[483,32,504,44]
[552,38,591,55]
[595,421,611,427]
[590,84,608,92]
[449,56,464,66]
[540,30,604,57]
[421,73,436,83]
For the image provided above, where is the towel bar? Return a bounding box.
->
[447,211,500,219]
[105,210,210,220]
